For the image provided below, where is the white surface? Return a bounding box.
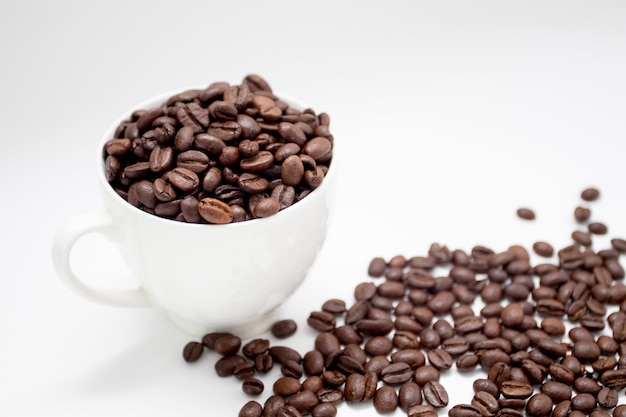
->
[1,1,626,416]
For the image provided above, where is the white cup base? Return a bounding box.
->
[164,308,282,339]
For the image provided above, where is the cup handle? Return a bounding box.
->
[51,212,151,307]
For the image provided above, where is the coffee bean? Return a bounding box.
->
[516,207,535,220]
[253,197,280,218]
[407,404,438,417]
[398,381,422,411]
[380,362,412,384]
[198,197,234,224]
[239,400,263,417]
[273,376,302,396]
[374,385,398,413]
[525,393,553,417]
[213,334,242,356]
[182,341,204,362]
[500,380,534,399]
[310,403,336,417]
[234,361,256,380]
[214,355,245,377]
[271,319,297,339]
[448,404,482,417]
[581,187,600,201]
[422,380,448,408]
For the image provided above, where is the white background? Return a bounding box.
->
[1,1,626,416]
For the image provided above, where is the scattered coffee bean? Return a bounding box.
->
[516,207,536,220]
[271,319,298,339]
[581,187,600,201]
[182,186,626,416]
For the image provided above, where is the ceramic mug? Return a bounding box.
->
[51,90,336,337]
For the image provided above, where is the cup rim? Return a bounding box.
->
[97,87,336,228]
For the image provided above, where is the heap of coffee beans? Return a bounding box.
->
[183,186,626,417]
[103,74,333,223]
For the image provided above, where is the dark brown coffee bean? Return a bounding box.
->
[273,376,302,396]
[471,391,499,416]
[215,355,245,377]
[254,354,273,374]
[525,393,553,417]
[573,376,602,394]
[239,400,263,417]
[596,386,618,408]
[287,390,318,415]
[271,319,297,339]
[422,380,448,408]
[500,380,534,399]
[344,373,366,402]
[398,381,422,411]
[612,238,626,252]
[472,378,499,398]
[599,368,626,390]
[571,392,597,413]
[240,150,274,172]
[407,404,438,417]
[234,361,256,380]
[540,380,571,402]
[310,403,336,417]
[374,385,398,414]
[532,241,554,257]
[572,230,592,246]
[448,404,482,417]
[269,346,301,365]
[355,319,394,336]
[213,334,242,356]
[574,205,591,222]
[321,370,346,387]
[182,341,204,362]
[198,197,234,224]
[381,362,412,384]
[517,207,535,220]
[581,187,600,201]
[276,405,303,417]
[307,311,336,332]
[253,197,280,218]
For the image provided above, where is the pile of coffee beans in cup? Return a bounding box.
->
[102,74,333,223]
[183,186,626,417]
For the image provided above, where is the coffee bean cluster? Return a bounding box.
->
[103,74,333,223]
[183,186,626,417]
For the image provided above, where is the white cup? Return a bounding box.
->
[51,90,336,338]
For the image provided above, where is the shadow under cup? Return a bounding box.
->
[63,91,336,338]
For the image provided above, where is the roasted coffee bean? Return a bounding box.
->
[599,368,626,390]
[234,361,256,380]
[525,393,553,417]
[516,207,535,220]
[374,386,398,414]
[254,354,274,373]
[273,377,302,396]
[540,380,571,402]
[407,404,438,417]
[215,355,246,377]
[422,380,448,408]
[310,403,336,417]
[344,373,366,402]
[307,311,336,332]
[198,197,234,224]
[182,341,204,362]
[533,241,554,257]
[271,319,297,339]
[398,381,422,411]
[276,405,303,417]
[500,380,534,399]
[381,362,413,384]
[448,404,482,417]
[269,346,302,365]
[239,400,263,417]
[581,187,600,201]
[571,392,597,413]
[287,390,319,415]
[597,386,619,408]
